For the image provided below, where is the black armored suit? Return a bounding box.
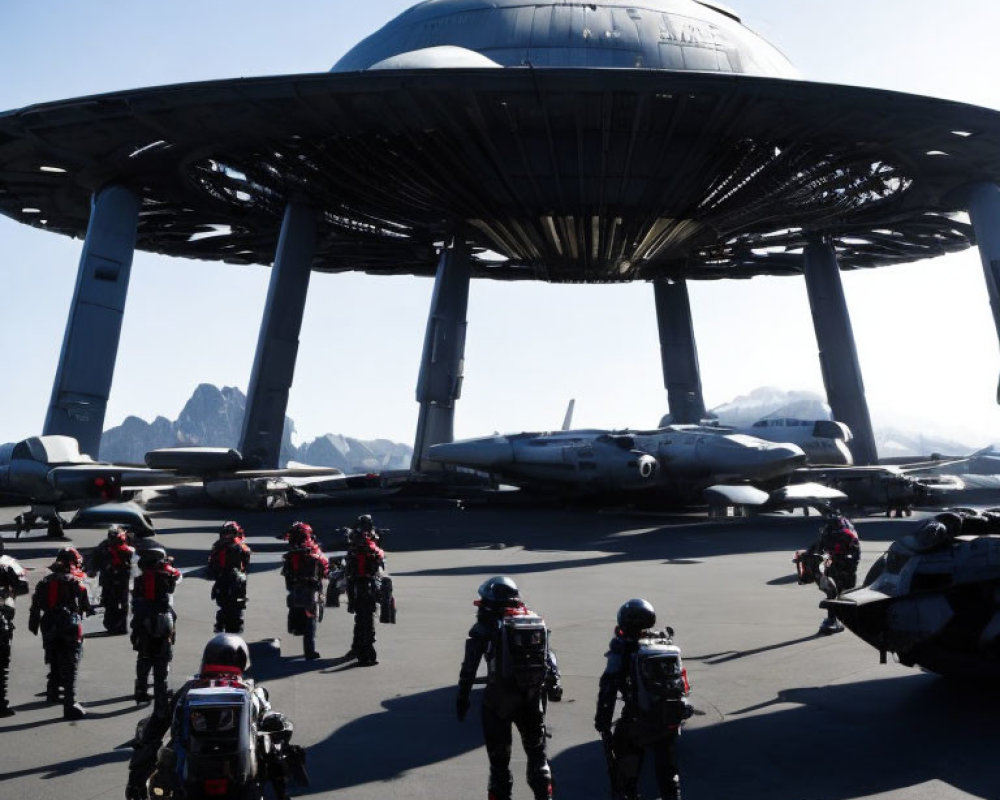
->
[28,547,94,719]
[343,516,395,666]
[595,599,691,800]
[0,544,29,715]
[127,634,307,800]
[456,576,561,800]
[206,521,252,634]
[87,527,135,634]
[280,523,327,660]
[131,548,182,712]
[797,515,862,635]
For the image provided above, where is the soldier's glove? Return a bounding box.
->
[595,719,611,735]
[682,701,695,720]
[27,618,39,636]
[456,694,470,722]
[546,683,563,702]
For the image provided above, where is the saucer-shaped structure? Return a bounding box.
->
[1,0,998,282]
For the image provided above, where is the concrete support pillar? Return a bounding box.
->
[803,237,878,465]
[653,278,707,424]
[411,240,472,472]
[966,182,1000,403]
[239,202,317,468]
[44,184,141,457]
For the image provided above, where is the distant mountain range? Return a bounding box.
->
[99,383,412,472]
[95,383,980,469]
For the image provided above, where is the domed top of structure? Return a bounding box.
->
[2,1,999,284]
[334,0,798,78]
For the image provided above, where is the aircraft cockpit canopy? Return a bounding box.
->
[12,436,96,466]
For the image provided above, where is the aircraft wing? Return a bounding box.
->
[47,464,191,495]
[144,447,341,479]
[795,465,903,481]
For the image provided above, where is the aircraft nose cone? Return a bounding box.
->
[427,438,513,469]
[747,442,807,478]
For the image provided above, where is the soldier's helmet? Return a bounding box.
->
[477,576,521,607]
[51,546,83,572]
[220,520,244,540]
[617,598,656,636]
[200,633,251,674]
[286,521,314,547]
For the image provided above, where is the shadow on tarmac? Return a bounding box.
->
[0,747,130,780]
[303,685,480,791]
[553,674,1000,799]
[682,674,1000,799]
[687,633,822,665]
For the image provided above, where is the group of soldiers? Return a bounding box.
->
[457,577,692,800]
[0,512,395,724]
[1,510,693,799]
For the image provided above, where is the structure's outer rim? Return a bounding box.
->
[1,68,997,282]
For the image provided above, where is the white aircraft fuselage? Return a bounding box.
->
[428,425,806,500]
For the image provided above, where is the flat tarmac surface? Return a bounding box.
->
[1,502,997,799]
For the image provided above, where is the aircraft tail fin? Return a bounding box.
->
[561,399,575,431]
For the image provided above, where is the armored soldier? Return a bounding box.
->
[0,539,29,716]
[281,522,328,660]
[28,546,94,719]
[88,525,136,634]
[343,515,395,666]
[131,547,182,712]
[595,599,692,800]
[206,520,252,633]
[126,633,308,800]
[456,576,561,800]
[796,514,861,634]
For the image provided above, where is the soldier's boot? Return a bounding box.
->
[358,645,377,666]
[152,660,170,711]
[304,626,319,660]
[45,665,61,703]
[529,763,554,799]
[63,656,85,720]
[63,679,86,720]
[0,662,13,717]
[662,774,681,800]
[135,659,152,703]
[818,614,844,635]
[531,780,554,799]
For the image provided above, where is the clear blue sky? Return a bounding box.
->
[2,0,1000,448]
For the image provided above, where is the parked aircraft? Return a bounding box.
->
[794,457,971,516]
[0,435,341,531]
[427,425,807,505]
[825,510,1000,677]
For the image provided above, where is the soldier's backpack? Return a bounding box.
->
[629,637,689,743]
[495,613,550,693]
[164,685,259,799]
